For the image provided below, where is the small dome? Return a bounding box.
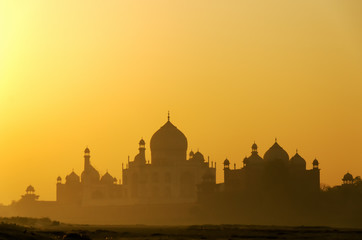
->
[243,156,248,164]
[290,152,306,170]
[189,150,195,157]
[264,142,289,163]
[57,176,62,181]
[113,177,117,183]
[139,139,145,145]
[313,159,319,165]
[84,147,90,154]
[134,152,145,163]
[66,171,80,183]
[26,185,35,192]
[252,142,258,150]
[247,153,263,165]
[223,158,230,165]
[343,172,353,181]
[193,151,205,162]
[101,172,114,184]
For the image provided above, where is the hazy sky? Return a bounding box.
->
[0,0,362,204]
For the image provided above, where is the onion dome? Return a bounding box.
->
[57,176,62,182]
[101,172,114,185]
[139,138,145,146]
[313,158,319,166]
[134,147,146,163]
[26,185,35,193]
[343,172,354,182]
[150,119,188,164]
[84,147,90,154]
[252,142,258,152]
[290,152,306,170]
[66,171,80,184]
[189,150,195,158]
[263,142,289,163]
[247,149,264,165]
[150,120,187,152]
[134,139,146,164]
[192,151,205,163]
[223,158,230,165]
[134,153,145,163]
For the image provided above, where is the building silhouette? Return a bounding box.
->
[11,115,362,226]
[56,115,216,206]
[56,115,321,208]
[220,140,320,195]
[196,140,321,210]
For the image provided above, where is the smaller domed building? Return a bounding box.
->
[221,140,320,196]
[56,148,122,206]
[342,172,354,185]
[20,185,39,202]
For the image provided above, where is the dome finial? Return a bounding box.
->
[168,111,170,121]
[275,138,277,143]
[296,149,298,153]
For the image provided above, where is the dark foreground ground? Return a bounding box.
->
[0,219,362,240]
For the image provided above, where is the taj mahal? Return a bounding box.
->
[54,114,320,207]
[10,114,362,226]
[56,114,216,206]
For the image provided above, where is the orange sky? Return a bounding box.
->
[0,0,362,204]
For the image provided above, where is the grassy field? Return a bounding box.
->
[0,218,362,240]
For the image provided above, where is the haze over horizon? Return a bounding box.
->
[0,0,362,204]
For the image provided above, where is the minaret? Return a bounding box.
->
[138,138,146,162]
[252,141,258,154]
[133,139,147,165]
[84,147,90,171]
[223,158,230,185]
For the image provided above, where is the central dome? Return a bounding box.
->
[264,142,289,163]
[150,120,188,165]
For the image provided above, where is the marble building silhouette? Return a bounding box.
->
[56,115,216,206]
[12,115,362,226]
[220,141,320,196]
[55,115,319,207]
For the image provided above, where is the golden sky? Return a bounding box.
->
[0,0,362,204]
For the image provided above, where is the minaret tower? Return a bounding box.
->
[84,147,90,170]
[252,142,258,154]
[133,139,147,165]
[139,138,146,161]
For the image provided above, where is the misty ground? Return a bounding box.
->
[0,218,362,240]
